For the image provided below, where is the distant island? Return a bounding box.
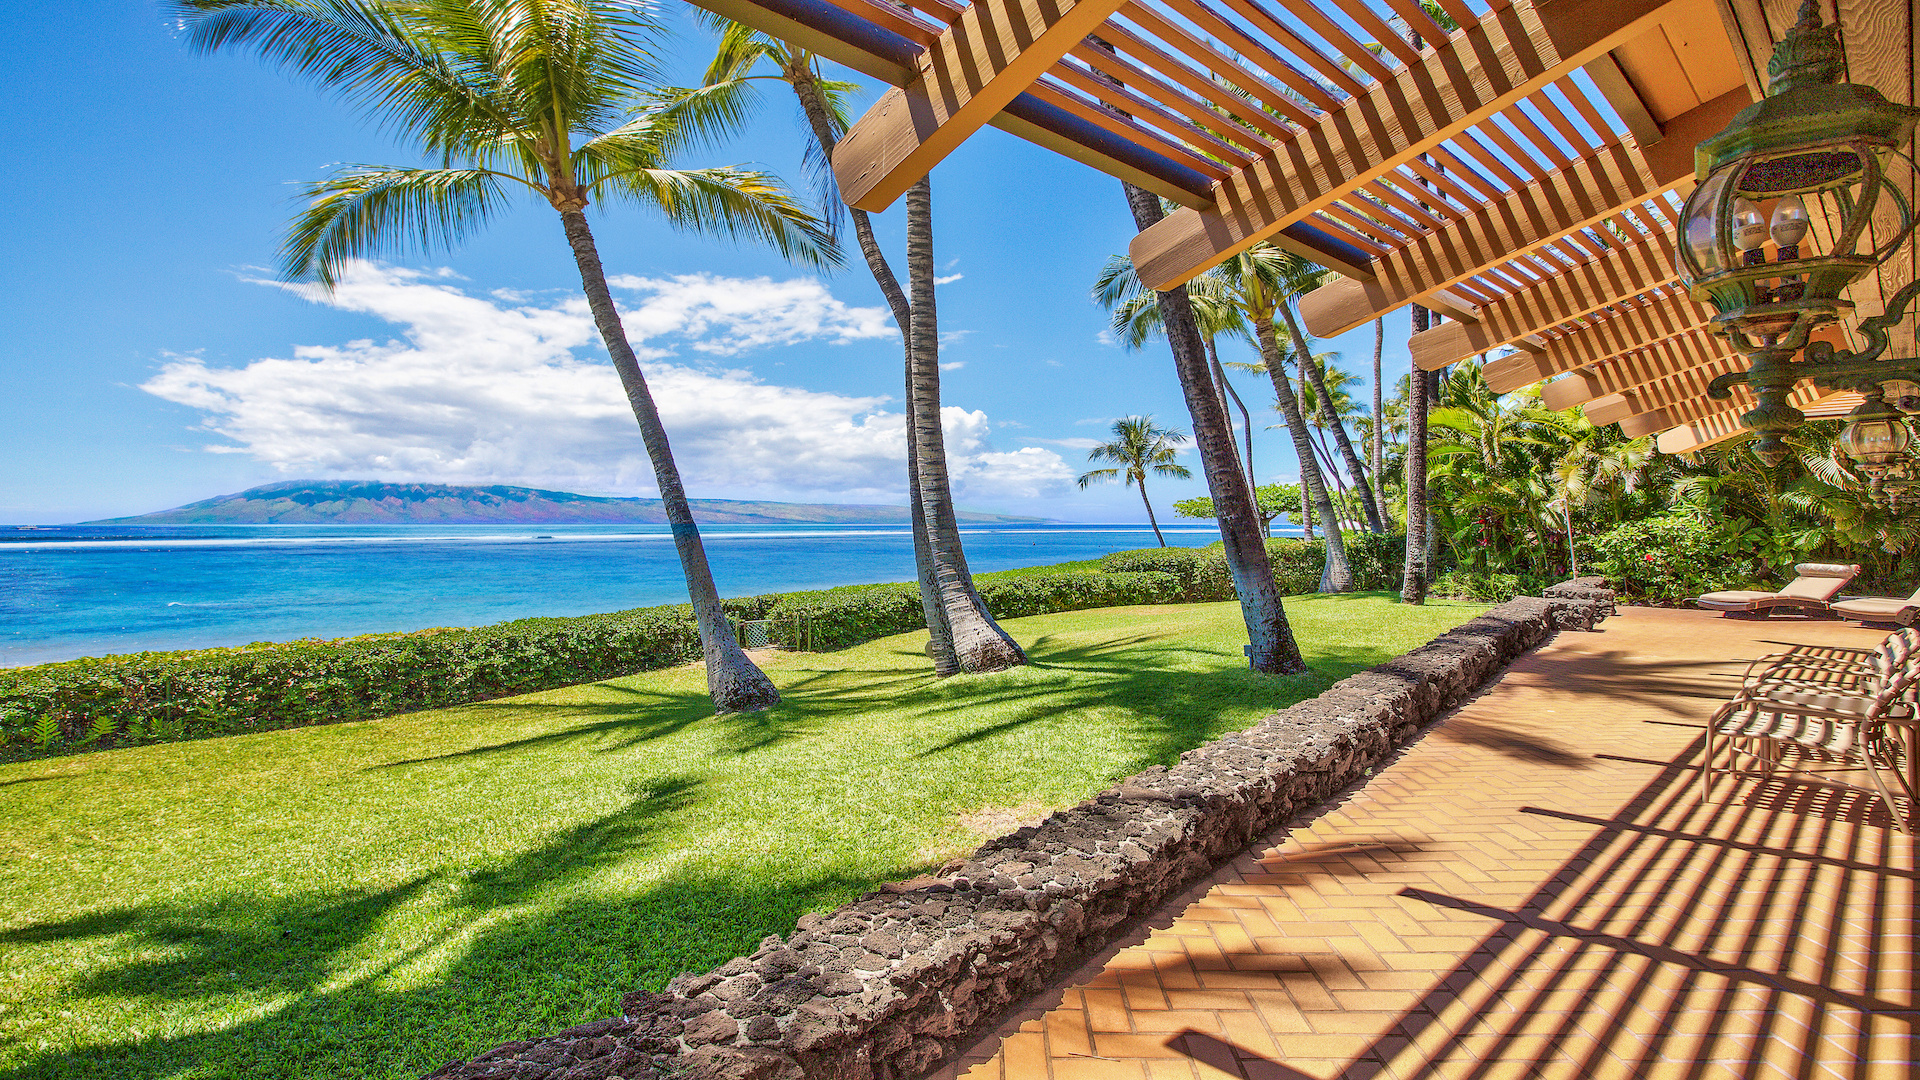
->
[87,481,1045,526]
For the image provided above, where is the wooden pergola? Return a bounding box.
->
[693,0,1918,451]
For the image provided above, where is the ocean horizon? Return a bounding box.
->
[0,521,1285,668]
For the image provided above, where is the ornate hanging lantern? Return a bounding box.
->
[1675,0,1920,465]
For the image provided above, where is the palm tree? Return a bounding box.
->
[1371,318,1385,485]
[1093,259,1263,526]
[687,20,982,673]
[1201,246,1355,591]
[1079,417,1193,546]
[1404,306,1433,604]
[1264,254,1385,534]
[170,0,840,712]
[905,179,1027,672]
[1116,183,1306,674]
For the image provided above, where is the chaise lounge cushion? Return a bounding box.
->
[1831,587,1920,626]
[1697,563,1860,613]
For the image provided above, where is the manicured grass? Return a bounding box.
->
[0,596,1484,1080]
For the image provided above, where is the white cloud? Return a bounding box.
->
[938,329,973,348]
[1074,417,1113,426]
[1045,359,1064,367]
[1096,329,1119,347]
[1035,437,1103,450]
[142,262,1072,501]
[934,273,964,285]
[602,271,896,354]
[939,361,965,372]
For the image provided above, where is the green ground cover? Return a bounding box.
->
[0,596,1483,1080]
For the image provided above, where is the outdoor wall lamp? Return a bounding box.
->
[1839,386,1917,505]
[1675,0,1920,465]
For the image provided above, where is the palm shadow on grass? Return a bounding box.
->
[0,774,892,1080]
[0,599,1477,1080]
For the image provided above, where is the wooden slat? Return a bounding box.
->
[833,0,1137,211]
[1024,79,1233,179]
[1157,0,1345,111]
[1299,86,1744,338]
[1064,44,1277,153]
[1539,328,1728,408]
[1212,0,1372,97]
[1581,358,1747,423]
[1543,322,1850,408]
[1046,60,1258,164]
[1481,290,1713,393]
[1082,26,1297,143]
[1117,4,1319,127]
[1407,226,1680,369]
[1621,380,1830,437]
[1128,0,1699,290]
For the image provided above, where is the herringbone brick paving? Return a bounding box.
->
[935,607,1916,1080]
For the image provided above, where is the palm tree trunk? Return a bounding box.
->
[1280,304,1384,533]
[1207,340,1263,537]
[1371,317,1384,487]
[906,178,1026,673]
[1300,484,1314,540]
[559,209,778,712]
[1123,183,1305,674]
[785,61,955,674]
[1403,304,1433,605]
[1254,316,1352,592]
[1138,476,1167,546]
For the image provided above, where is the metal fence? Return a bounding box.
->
[732,618,772,649]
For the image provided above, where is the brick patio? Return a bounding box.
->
[938,606,1916,1080]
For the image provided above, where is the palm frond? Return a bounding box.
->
[282,164,518,286]
[597,164,840,268]
[169,0,522,155]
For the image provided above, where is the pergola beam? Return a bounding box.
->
[1580,356,1748,425]
[688,0,1226,209]
[1299,87,1747,339]
[1537,328,1728,409]
[1406,228,1680,371]
[1128,0,1696,291]
[1482,291,1713,394]
[1538,323,1850,410]
[833,0,1135,212]
[1621,381,1829,438]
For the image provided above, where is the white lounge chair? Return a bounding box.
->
[1832,586,1920,627]
[1695,563,1861,617]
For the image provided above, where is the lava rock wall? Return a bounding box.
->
[427,593,1609,1080]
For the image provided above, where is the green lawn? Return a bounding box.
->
[0,595,1483,1080]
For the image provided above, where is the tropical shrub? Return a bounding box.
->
[1584,512,1761,603]
[1342,532,1407,591]
[1099,548,1235,601]
[1431,571,1531,602]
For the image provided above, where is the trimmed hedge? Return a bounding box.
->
[0,570,1184,756]
[4,535,1409,758]
[2,606,708,755]
[1100,534,1406,596]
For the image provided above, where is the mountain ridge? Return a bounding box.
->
[86,481,1046,525]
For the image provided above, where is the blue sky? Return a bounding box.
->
[0,1,1415,525]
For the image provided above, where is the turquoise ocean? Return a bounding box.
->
[0,522,1236,667]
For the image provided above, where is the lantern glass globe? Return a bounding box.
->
[1731,198,1770,252]
[1769,194,1811,248]
[1843,415,1912,464]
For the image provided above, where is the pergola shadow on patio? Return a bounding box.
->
[938,608,1914,1079]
